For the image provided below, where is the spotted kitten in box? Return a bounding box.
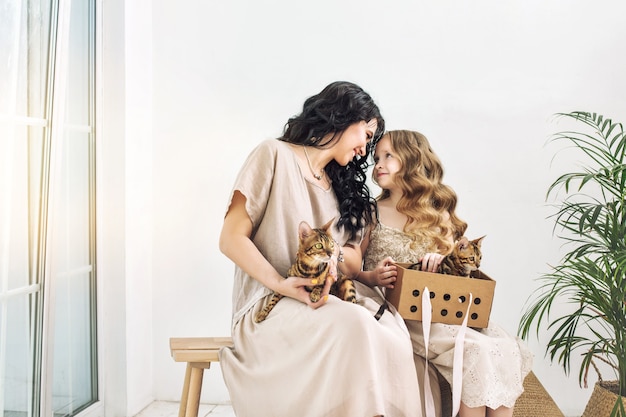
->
[408,236,485,277]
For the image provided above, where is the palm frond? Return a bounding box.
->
[520,111,626,397]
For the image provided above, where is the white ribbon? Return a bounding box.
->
[421,287,435,417]
[421,288,473,417]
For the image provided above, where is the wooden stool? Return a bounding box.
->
[169,337,234,417]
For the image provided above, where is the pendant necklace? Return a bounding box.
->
[302,145,324,180]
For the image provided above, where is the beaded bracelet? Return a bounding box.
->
[334,240,344,263]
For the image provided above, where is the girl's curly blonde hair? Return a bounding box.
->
[375,130,467,254]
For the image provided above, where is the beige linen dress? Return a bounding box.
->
[363,223,533,411]
[219,140,422,417]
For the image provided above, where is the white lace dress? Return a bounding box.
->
[364,223,533,409]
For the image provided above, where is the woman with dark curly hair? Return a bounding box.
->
[219,82,422,417]
[355,130,532,417]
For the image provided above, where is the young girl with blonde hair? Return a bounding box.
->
[354,130,533,417]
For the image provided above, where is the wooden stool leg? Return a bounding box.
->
[170,337,227,417]
[178,363,192,417]
[185,364,207,417]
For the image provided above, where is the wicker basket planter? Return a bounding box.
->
[512,371,564,417]
[582,381,625,417]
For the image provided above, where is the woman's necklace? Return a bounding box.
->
[302,145,324,180]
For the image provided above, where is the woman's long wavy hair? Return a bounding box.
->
[279,81,385,240]
[375,130,467,254]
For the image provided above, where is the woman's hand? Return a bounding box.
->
[278,268,335,309]
[418,252,445,273]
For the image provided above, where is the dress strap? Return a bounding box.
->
[373,301,388,320]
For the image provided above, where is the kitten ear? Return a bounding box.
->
[473,235,486,248]
[457,236,469,250]
[298,221,314,239]
[321,217,335,232]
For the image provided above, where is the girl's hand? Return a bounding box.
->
[418,252,445,273]
[372,256,397,289]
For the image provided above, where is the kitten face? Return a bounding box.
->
[455,236,485,275]
[299,219,335,265]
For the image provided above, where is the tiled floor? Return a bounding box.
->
[136,399,581,417]
[136,399,585,417]
[135,401,235,417]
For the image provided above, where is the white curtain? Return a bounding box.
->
[0,0,96,416]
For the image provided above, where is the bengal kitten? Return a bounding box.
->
[408,236,485,277]
[254,219,357,323]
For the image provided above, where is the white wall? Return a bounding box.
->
[98,0,154,416]
[124,0,154,414]
[98,0,128,415]
[138,1,626,416]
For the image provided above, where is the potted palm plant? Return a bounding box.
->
[518,111,626,417]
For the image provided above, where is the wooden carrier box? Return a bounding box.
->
[385,263,496,328]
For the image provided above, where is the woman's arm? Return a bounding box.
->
[341,224,397,289]
[337,242,360,279]
[219,191,331,307]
